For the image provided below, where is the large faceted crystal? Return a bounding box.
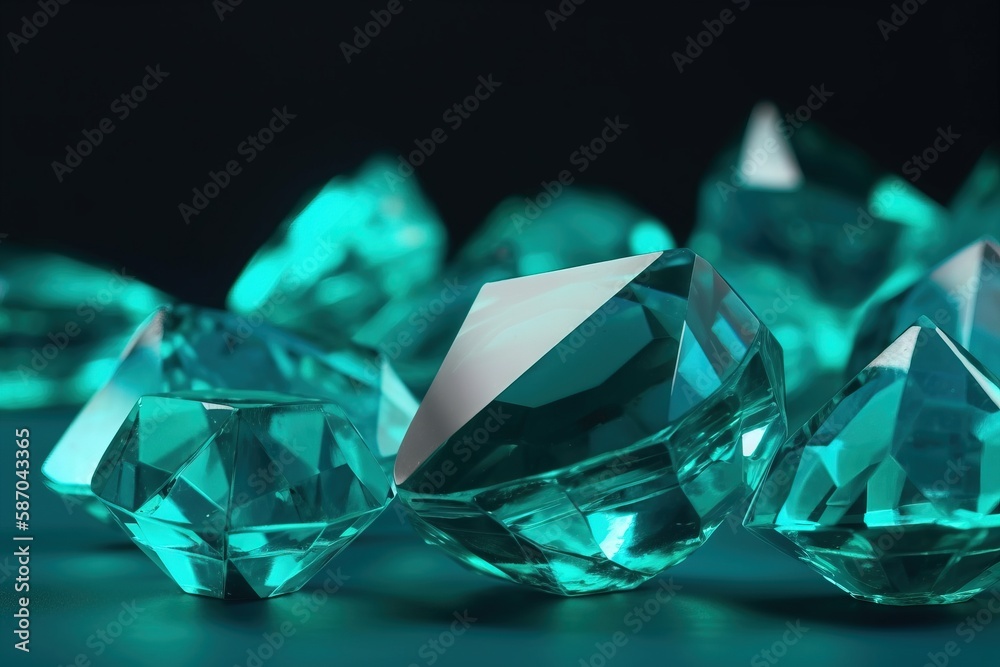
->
[42,305,416,519]
[745,318,1000,605]
[355,190,674,396]
[226,156,446,347]
[690,102,948,420]
[395,250,786,595]
[92,390,393,599]
[0,244,168,409]
[850,237,1000,377]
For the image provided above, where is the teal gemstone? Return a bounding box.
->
[0,244,168,409]
[226,156,447,347]
[395,249,786,595]
[745,317,1000,605]
[851,237,1000,377]
[949,148,1000,245]
[92,390,393,599]
[41,305,415,520]
[355,190,674,396]
[690,102,948,421]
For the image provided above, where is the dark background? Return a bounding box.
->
[2,0,997,305]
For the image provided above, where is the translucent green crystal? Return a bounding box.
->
[745,318,1000,605]
[92,390,393,599]
[949,148,1000,245]
[850,237,999,377]
[226,156,446,347]
[42,305,415,519]
[690,102,948,420]
[355,190,674,396]
[0,244,167,409]
[395,250,786,595]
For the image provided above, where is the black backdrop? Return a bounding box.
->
[2,0,997,306]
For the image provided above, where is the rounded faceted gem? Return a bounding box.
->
[394,250,787,595]
[91,390,394,600]
[354,189,674,397]
[226,156,446,348]
[745,318,1000,605]
[42,304,415,520]
[850,237,1000,378]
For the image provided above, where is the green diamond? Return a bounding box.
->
[91,390,393,599]
[690,102,947,420]
[226,156,446,347]
[395,249,786,595]
[745,317,1000,605]
[851,237,1000,377]
[355,190,674,396]
[42,305,415,519]
[0,244,167,409]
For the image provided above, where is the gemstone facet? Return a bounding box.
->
[850,237,1000,377]
[0,245,168,409]
[42,305,415,519]
[92,390,393,599]
[355,189,674,396]
[745,318,1000,605]
[690,102,947,421]
[227,156,447,348]
[395,250,786,595]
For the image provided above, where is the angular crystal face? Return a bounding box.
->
[0,245,168,409]
[226,156,446,347]
[395,250,786,595]
[851,237,1000,377]
[354,190,674,396]
[745,318,1000,605]
[42,305,415,519]
[689,102,948,419]
[91,390,394,599]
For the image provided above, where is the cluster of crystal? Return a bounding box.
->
[355,190,674,396]
[850,237,1000,377]
[745,318,1000,605]
[395,250,786,595]
[226,156,447,348]
[0,244,167,409]
[42,305,416,519]
[92,391,393,600]
[689,102,949,420]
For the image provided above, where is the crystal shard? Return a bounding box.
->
[92,390,393,599]
[0,244,168,409]
[851,237,1000,377]
[950,148,1000,245]
[355,190,674,396]
[690,102,948,420]
[745,318,1000,605]
[42,305,415,519]
[226,156,446,347]
[395,250,786,595]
